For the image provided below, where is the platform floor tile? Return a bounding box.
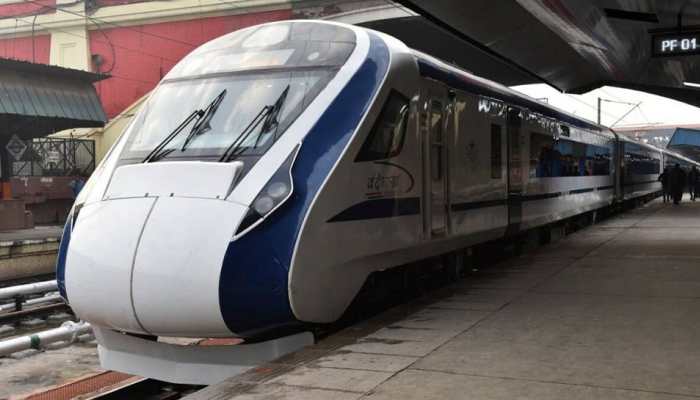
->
[363,369,690,400]
[388,308,489,331]
[536,256,700,298]
[413,293,700,397]
[225,384,364,400]
[340,336,449,358]
[268,366,393,393]
[311,352,417,373]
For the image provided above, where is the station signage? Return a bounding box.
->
[652,30,700,57]
[5,134,27,161]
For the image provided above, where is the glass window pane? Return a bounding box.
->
[625,143,660,175]
[355,91,410,161]
[168,21,356,79]
[118,69,334,165]
[530,132,610,177]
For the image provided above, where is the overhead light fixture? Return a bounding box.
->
[683,81,700,88]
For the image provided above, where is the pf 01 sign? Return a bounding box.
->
[652,31,700,57]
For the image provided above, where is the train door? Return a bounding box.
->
[422,84,449,239]
[506,107,523,233]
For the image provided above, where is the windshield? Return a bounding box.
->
[119,69,334,164]
[116,21,356,169]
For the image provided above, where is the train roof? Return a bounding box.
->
[410,49,609,135]
[614,129,664,149]
[661,147,700,165]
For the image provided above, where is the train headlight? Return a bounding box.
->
[253,197,275,214]
[235,147,298,237]
[267,182,290,199]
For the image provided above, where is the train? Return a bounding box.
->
[56,20,700,384]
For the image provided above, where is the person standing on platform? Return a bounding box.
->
[670,163,686,205]
[68,175,86,200]
[689,166,699,202]
[659,166,670,203]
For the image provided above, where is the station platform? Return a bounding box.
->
[0,225,62,243]
[187,198,700,400]
[0,225,62,281]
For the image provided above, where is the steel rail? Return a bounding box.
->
[0,280,57,300]
[0,321,91,356]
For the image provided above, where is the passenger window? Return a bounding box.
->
[356,90,410,161]
[530,132,611,177]
[491,124,502,179]
[625,143,660,175]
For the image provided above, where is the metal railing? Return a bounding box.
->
[11,137,95,177]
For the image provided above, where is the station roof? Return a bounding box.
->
[0,58,108,141]
[373,1,700,107]
[667,128,700,161]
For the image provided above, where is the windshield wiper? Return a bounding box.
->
[219,85,290,163]
[142,109,203,163]
[142,89,227,163]
[181,89,227,151]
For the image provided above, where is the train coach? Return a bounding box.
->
[55,20,699,384]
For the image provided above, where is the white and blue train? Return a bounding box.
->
[56,20,699,384]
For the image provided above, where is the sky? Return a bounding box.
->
[511,84,700,128]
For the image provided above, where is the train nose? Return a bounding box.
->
[65,162,247,337]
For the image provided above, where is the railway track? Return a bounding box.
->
[19,372,202,400]
[0,302,71,325]
[0,273,56,289]
[0,279,80,358]
[86,378,203,400]
[0,280,71,325]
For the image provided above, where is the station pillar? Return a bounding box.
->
[0,136,12,200]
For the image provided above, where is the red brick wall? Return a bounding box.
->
[0,0,53,65]
[89,9,292,118]
[0,0,55,19]
[0,34,50,64]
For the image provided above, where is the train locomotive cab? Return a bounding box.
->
[58,21,376,341]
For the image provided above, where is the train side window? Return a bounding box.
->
[355,90,410,161]
[530,132,555,177]
[625,143,660,175]
[530,132,611,177]
[491,124,502,179]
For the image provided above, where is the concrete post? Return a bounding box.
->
[0,136,11,200]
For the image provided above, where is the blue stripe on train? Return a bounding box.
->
[327,197,420,222]
[56,216,72,301]
[217,33,390,336]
